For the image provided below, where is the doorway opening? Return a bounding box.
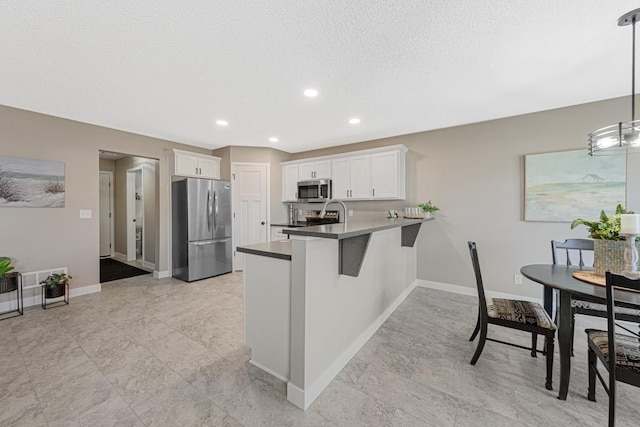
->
[99,150,158,282]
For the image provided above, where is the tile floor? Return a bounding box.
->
[1,272,638,426]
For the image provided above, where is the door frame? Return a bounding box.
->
[126,166,144,262]
[230,162,270,271]
[99,171,115,258]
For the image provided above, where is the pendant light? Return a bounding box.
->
[588,9,640,155]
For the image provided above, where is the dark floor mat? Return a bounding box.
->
[100,258,149,283]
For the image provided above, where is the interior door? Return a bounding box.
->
[99,172,113,257]
[232,163,268,271]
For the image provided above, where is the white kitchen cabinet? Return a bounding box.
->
[298,160,331,180]
[371,150,405,199]
[330,155,370,200]
[282,164,299,202]
[349,155,371,200]
[282,144,407,202]
[330,158,349,200]
[171,149,221,179]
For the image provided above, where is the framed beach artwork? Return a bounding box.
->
[0,155,65,208]
[524,149,625,222]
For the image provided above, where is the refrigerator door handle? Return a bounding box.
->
[207,190,212,232]
[213,190,218,231]
[192,240,215,246]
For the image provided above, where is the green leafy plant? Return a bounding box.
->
[40,273,72,289]
[419,200,440,213]
[570,204,634,240]
[0,257,14,276]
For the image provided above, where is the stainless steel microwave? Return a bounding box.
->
[297,179,332,203]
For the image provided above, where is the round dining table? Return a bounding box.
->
[520,264,640,400]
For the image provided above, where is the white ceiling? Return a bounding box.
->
[1,1,639,153]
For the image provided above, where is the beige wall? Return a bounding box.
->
[289,96,633,298]
[212,145,292,223]
[99,158,115,172]
[1,96,635,299]
[0,105,211,290]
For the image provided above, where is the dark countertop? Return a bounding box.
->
[284,217,433,240]
[236,240,292,260]
[271,222,309,228]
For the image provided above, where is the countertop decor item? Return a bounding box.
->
[419,200,439,219]
[620,214,640,278]
[588,9,640,155]
[571,205,640,275]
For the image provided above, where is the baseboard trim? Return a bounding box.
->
[415,279,542,305]
[142,261,155,271]
[287,279,418,410]
[0,283,101,313]
[113,252,127,262]
[154,270,170,279]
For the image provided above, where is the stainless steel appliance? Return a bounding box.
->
[304,209,340,225]
[172,177,232,282]
[297,179,332,203]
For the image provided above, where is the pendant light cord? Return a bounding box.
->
[633,16,636,122]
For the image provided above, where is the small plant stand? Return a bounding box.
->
[0,272,23,320]
[41,283,69,309]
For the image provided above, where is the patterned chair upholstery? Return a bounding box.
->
[468,242,556,391]
[586,271,640,426]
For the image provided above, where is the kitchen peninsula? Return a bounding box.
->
[237,216,432,409]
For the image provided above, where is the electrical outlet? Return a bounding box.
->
[514,274,523,285]
[348,210,354,217]
[79,209,92,219]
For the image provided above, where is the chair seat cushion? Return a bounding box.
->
[586,330,640,374]
[487,299,556,330]
[572,300,640,317]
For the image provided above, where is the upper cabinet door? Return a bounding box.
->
[371,151,399,199]
[349,155,371,200]
[331,158,350,200]
[198,156,220,179]
[282,164,299,202]
[314,160,331,180]
[171,149,221,179]
[174,153,200,177]
[297,162,315,181]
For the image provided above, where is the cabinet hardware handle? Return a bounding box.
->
[373,188,375,196]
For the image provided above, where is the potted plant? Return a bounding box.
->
[571,204,637,275]
[0,257,19,294]
[418,200,440,219]
[40,272,72,299]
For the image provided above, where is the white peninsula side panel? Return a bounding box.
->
[243,254,291,381]
[287,227,418,409]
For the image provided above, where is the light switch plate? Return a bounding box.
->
[79,209,92,219]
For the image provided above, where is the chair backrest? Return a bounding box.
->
[604,272,640,376]
[468,241,488,319]
[551,239,594,267]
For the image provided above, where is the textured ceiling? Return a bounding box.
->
[1,1,638,153]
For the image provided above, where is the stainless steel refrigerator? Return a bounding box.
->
[172,177,232,282]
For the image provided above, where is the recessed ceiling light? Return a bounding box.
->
[349,118,361,124]
[304,89,318,97]
[216,120,228,126]
[269,137,279,143]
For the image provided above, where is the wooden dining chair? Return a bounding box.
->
[468,241,556,390]
[551,239,640,355]
[586,271,640,427]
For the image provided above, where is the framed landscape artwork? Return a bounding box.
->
[0,155,65,208]
[524,149,625,222]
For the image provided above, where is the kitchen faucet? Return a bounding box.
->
[319,199,348,227]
